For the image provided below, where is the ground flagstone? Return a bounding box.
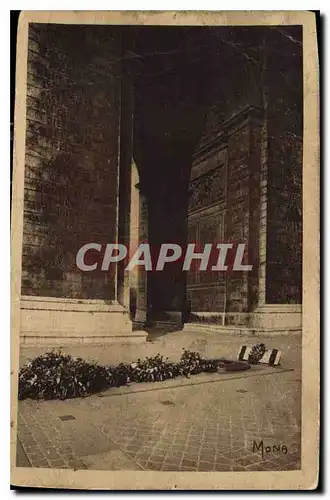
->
[16,330,301,472]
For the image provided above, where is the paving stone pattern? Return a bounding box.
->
[17,367,301,472]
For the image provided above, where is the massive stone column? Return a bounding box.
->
[184,27,302,334]
[251,28,303,333]
[20,24,146,344]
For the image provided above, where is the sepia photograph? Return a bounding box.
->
[10,10,319,490]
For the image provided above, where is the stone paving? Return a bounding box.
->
[16,331,301,472]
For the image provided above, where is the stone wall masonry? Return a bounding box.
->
[22,24,122,300]
[187,106,264,322]
[265,28,303,305]
[187,145,227,314]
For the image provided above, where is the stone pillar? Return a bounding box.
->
[134,185,149,326]
[19,24,147,344]
[117,63,133,311]
[252,30,303,333]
